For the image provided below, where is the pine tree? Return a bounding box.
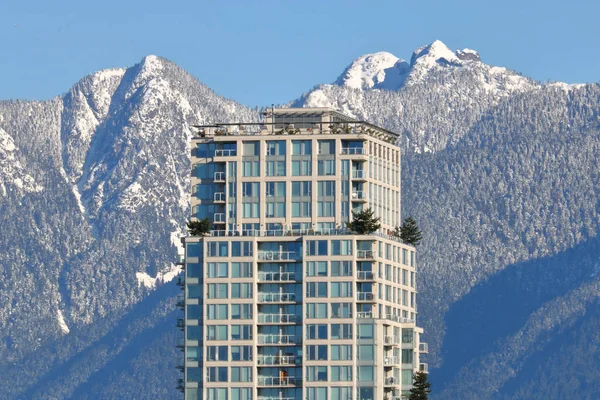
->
[400,216,423,246]
[346,208,381,234]
[409,371,432,400]
[186,218,212,236]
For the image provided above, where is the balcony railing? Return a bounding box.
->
[419,363,429,373]
[357,292,375,301]
[258,293,296,303]
[351,191,366,200]
[257,376,301,387]
[352,170,366,179]
[383,314,415,324]
[384,356,401,365]
[258,271,296,282]
[357,250,375,259]
[176,295,185,307]
[419,342,429,353]
[258,397,296,400]
[357,311,374,319]
[257,251,298,261]
[257,334,297,345]
[385,377,399,386]
[213,171,225,182]
[357,271,374,280]
[341,147,366,155]
[257,355,298,366]
[257,314,297,324]
[214,192,225,202]
[384,335,400,346]
[213,213,225,223]
[214,149,236,157]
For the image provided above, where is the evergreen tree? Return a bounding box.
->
[400,216,423,246]
[186,218,212,236]
[409,371,432,400]
[346,208,381,234]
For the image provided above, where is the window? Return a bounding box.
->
[243,141,259,156]
[306,324,328,340]
[358,345,374,360]
[307,388,327,400]
[266,202,285,217]
[207,388,228,400]
[402,328,414,343]
[231,242,253,257]
[242,202,259,218]
[231,367,252,382]
[306,345,328,360]
[241,182,259,197]
[317,140,334,155]
[207,367,228,382]
[331,366,352,381]
[291,181,311,196]
[306,261,327,277]
[307,282,327,297]
[292,201,311,217]
[231,325,252,340]
[187,305,201,319]
[317,159,335,176]
[266,140,286,155]
[331,387,352,400]
[207,283,228,299]
[207,242,229,257]
[206,346,228,361]
[266,182,286,197]
[187,346,200,362]
[331,303,352,318]
[306,303,328,318]
[317,201,334,217]
[331,282,352,297]
[231,283,252,299]
[231,262,252,278]
[242,161,259,177]
[331,323,352,339]
[306,240,327,256]
[402,369,413,385]
[357,366,374,381]
[187,367,201,383]
[231,345,252,361]
[331,261,352,277]
[331,240,352,255]
[317,181,335,196]
[357,324,374,339]
[187,284,202,298]
[292,160,311,176]
[206,325,228,340]
[231,304,253,319]
[306,366,327,382]
[292,140,311,155]
[402,349,413,364]
[331,345,352,361]
[231,388,252,400]
[266,160,285,176]
[207,304,228,320]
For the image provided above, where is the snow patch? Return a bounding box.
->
[72,185,86,214]
[334,52,409,90]
[136,264,182,289]
[57,309,70,334]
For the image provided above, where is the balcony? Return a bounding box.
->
[176,253,185,265]
[419,342,429,353]
[351,170,367,181]
[176,338,185,349]
[384,335,400,346]
[384,377,399,386]
[357,292,375,302]
[419,363,429,373]
[341,147,366,155]
[257,313,298,324]
[257,334,297,345]
[257,355,298,366]
[258,397,295,400]
[176,378,185,392]
[357,311,374,319]
[258,271,296,282]
[213,192,225,203]
[213,213,225,224]
[257,251,299,262]
[351,191,367,202]
[357,271,374,280]
[176,277,185,286]
[384,356,401,366]
[213,171,225,182]
[383,314,415,324]
[214,149,236,157]
[258,293,297,303]
[176,295,185,308]
[357,250,375,259]
[176,318,185,329]
[257,376,301,387]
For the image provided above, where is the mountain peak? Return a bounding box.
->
[411,40,461,67]
[334,51,410,90]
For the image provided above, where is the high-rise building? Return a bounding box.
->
[177,108,427,400]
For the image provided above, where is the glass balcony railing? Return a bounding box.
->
[214,149,236,157]
[357,271,374,280]
[257,314,297,324]
[419,363,429,373]
[357,292,375,301]
[257,355,298,366]
[258,293,296,303]
[385,377,399,386]
[352,170,366,179]
[384,335,401,346]
[356,311,374,319]
[257,377,301,387]
[258,271,296,282]
[213,192,225,202]
[384,356,401,365]
[213,171,225,182]
[257,334,297,345]
[419,342,429,353]
[257,251,298,261]
[357,250,375,259]
[341,147,366,155]
[351,191,366,200]
[213,213,225,223]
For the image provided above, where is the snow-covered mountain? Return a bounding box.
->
[1,41,600,400]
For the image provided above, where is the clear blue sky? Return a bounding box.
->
[1,0,599,107]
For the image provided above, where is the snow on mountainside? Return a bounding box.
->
[0,125,43,195]
[296,40,538,152]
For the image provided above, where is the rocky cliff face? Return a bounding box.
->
[1,42,599,399]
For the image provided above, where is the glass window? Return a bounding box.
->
[231,367,252,382]
[242,202,260,218]
[242,161,259,177]
[207,367,228,382]
[306,345,328,361]
[306,324,328,340]
[266,140,286,155]
[317,201,335,217]
[231,283,252,298]
[307,261,327,277]
[306,366,328,382]
[207,304,228,320]
[331,240,352,255]
[206,325,228,341]
[231,345,252,361]
[307,387,327,400]
[292,140,312,155]
[243,141,259,156]
[207,243,229,257]
[357,324,374,339]
[330,366,352,381]
[331,282,352,297]
[242,182,259,197]
[292,201,311,217]
[331,323,352,339]
[307,303,328,318]
[266,160,286,176]
[331,302,352,318]
[358,345,374,360]
[307,282,327,298]
[292,160,311,176]
[188,284,202,298]
[207,283,228,299]
[331,345,352,361]
[231,325,252,340]
[266,181,286,197]
[187,346,200,362]
[331,387,352,400]
[231,262,252,278]
[231,388,252,400]
[291,181,311,196]
[402,349,413,364]
[317,159,335,176]
[306,240,327,256]
[318,140,334,155]
[357,366,374,381]
[402,369,413,385]
[231,304,253,319]
[206,345,228,361]
[266,202,286,217]
[317,181,335,196]
[331,261,352,277]
[187,305,201,319]
[187,367,202,383]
